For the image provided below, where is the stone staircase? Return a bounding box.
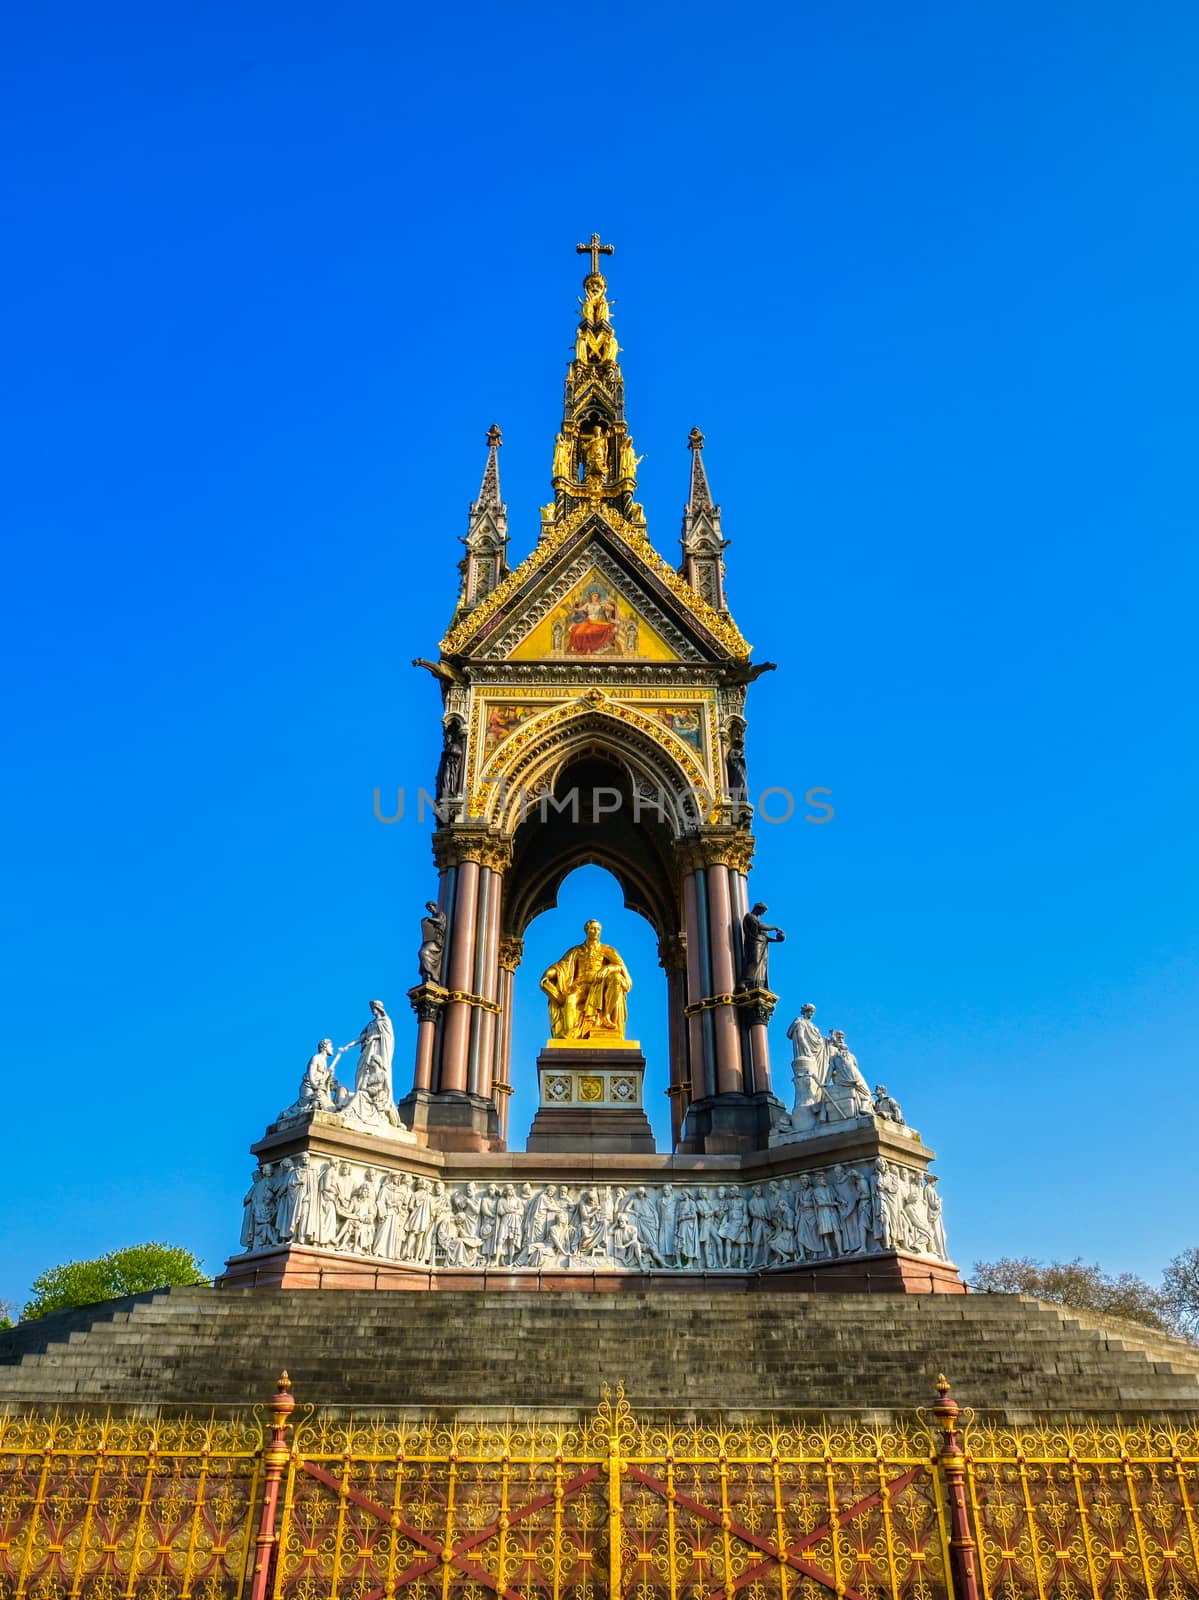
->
[3,1287,1199,1419]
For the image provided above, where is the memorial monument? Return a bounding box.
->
[217,238,962,1292]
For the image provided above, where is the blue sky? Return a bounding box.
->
[3,1,1197,1310]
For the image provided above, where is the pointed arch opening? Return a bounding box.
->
[509,863,671,1150]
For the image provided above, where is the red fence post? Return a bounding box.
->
[249,1370,295,1600]
[933,1375,981,1600]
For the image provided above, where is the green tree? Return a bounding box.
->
[1163,1247,1199,1339]
[0,1298,15,1330]
[972,1255,1180,1336]
[22,1243,208,1322]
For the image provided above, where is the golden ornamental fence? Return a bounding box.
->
[1,1377,1198,1600]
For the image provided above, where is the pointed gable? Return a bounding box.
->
[440,506,749,663]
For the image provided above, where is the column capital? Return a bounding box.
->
[498,935,525,972]
[657,932,687,973]
[674,829,755,875]
[432,827,514,873]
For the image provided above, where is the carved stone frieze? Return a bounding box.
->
[239,1157,951,1271]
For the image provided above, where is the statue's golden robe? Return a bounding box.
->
[540,939,631,1040]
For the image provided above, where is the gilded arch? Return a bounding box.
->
[475,703,717,835]
[501,751,681,941]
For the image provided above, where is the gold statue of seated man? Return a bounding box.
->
[540,919,632,1041]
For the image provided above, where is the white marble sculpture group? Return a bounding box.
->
[773,1005,908,1142]
[239,1158,948,1271]
[276,1002,414,1140]
[248,994,946,1272]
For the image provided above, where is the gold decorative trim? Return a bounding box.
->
[684,988,779,1017]
[442,989,503,1015]
[683,993,739,1015]
[440,502,751,661]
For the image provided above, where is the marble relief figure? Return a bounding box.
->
[239,1157,951,1275]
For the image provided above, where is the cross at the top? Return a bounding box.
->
[576,233,614,275]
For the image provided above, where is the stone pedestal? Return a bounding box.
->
[525,1042,655,1153]
[396,1087,503,1152]
[679,1090,789,1153]
[220,1099,961,1293]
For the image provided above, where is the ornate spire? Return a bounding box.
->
[686,427,714,508]
[455,425,508,617]
[476,422,503,508]
[546,236,643,528]
[680,428,728,610]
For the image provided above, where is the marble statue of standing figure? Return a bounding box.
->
[242,1164,277,1251]
[675,1188,700,1268]
[820,1030,874,1122]
[766,1181,797,1264]
[273,1159,302,1242]
[403,1178,436,1264]
[747,1185,772,1267]
[738,903,785,991]
[794,1174,824,1259]
[320,1161,356,1249]
[832,1164,866,1255]
[292,1155,322,1245]
[785,1004,827,1128]
[874,1159,902,1249]
[339,1001,404,1130]
[657,1185,677,1266]
[417,902,447,986]
[923,1176,948,1258]
[809,1171,844,1257]
[625,1187,663,1266]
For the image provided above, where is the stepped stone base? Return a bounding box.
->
[218,1245,964,1293]
[5,1286,1199,1418]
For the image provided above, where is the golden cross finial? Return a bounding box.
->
[576,233,614,275]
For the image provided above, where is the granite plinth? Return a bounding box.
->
[526,1044,655,1153]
